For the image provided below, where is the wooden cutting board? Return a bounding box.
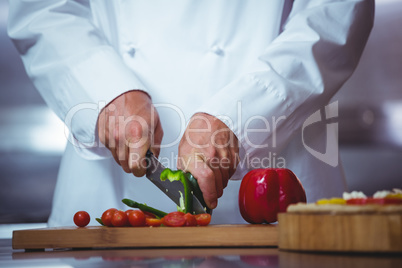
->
[278,211,402,253]
[12,224,278,250]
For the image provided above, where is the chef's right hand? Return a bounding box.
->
[97,90,163,177]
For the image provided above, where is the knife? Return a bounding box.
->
[145,150,211,215]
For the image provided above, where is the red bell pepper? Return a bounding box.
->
[239,168,306,224]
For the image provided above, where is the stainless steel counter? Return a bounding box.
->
[1,239,402,268]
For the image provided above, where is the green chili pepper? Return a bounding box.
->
[95,217,104,226]
[160,168,192,214]
[185,172,211,214]
[122,198,168,218]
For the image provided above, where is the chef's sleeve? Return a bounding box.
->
[7,0,147,159]
[194,0,375,178]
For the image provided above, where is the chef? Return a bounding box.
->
[8,0,374,226]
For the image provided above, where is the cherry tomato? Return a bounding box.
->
[112,210,129,227]
[163,211,186,227]
[127,210,146,227]
[125,209,134,218]
[184,213,197,226]
[74,211,90,227]
[143,211,156,219]
[146,217,163,227]
[101,208,118,227]
[161,211,185,219]
[195,213,211,226]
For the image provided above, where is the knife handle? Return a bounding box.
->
[146,149,153,158]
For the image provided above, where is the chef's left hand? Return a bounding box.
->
[177,113,239,209]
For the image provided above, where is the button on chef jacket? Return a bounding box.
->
[8,0,374,226]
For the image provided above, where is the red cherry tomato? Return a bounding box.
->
[146,217,163,227]
[184,213,197,226]
[101,208,118,227]
[111,210,129,227]
[164,211,185,218]
[127,210,146,227]
[125,209,134,217]
[74,211,90,227]
[195,213,211,226]
[143,211,156,219]
[163,211,186,227]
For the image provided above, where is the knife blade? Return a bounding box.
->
[145,150,209,215]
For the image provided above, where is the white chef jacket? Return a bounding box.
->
[8,0,374,226]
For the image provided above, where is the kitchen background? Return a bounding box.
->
[1,0,401,230]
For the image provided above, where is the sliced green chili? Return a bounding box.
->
[122,198,168,218]
[185,172,211,214]
[95,217,104,226]
[160,168,192,214]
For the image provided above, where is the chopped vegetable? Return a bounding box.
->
[195,213,211,226]
[163,211,186,227]
[96,208,211,227]
[159,168,211,214]
[177,191,185,213]
[346,197,402,205]
[185,172,211,214]
[316,198,346,205]
[160,168,192,214]
[95,217,104,226]
[184,213,197,226]
[122,198,168,218]
[373,188,402,199]
[146,217,163,227]
[316,189,402,206]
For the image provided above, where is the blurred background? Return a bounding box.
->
[1,0,401,228]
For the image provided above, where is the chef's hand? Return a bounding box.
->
[97,90,163,177]
[178,113,239,209]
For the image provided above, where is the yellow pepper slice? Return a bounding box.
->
[316,198,346,205]
[386,193,402,199]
